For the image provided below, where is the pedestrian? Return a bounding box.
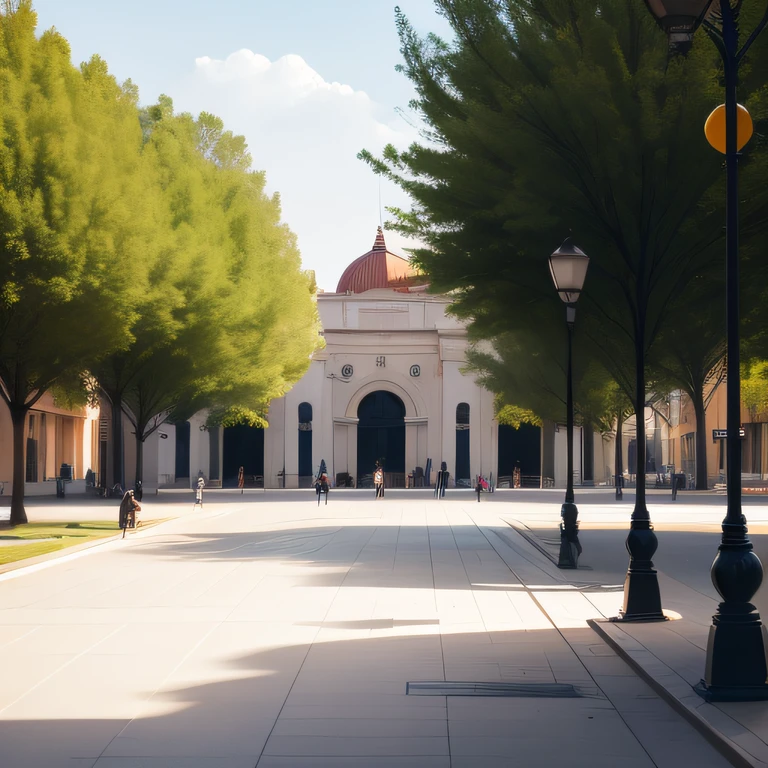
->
[119,490,141,537]
[316,472,329,506]
[475,479,482,502]
[237,466,245,494]
[374,462,384,499]
[195,475,205,507]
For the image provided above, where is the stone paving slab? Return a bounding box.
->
[0,497,744,767]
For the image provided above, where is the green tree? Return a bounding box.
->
[361,0,767,518]
[0,2,153,524]
[648,279,726,489]
[93,101,321,489]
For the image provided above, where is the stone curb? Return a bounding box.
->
[589,618,768,768]
[504,519,593,570]
[0,517,174,576]
[504,519,561,566]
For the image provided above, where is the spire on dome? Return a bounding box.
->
[371,226,387,252]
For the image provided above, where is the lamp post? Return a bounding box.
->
[549,239,589,569]
[645,0,768,700]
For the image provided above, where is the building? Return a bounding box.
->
[0,392,101,498]
[143,229,630,491]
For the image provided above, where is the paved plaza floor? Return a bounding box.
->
[0,490,765,767]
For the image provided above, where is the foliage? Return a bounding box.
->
[495,400,541,429]
[0,2,156,523]
[0,4,322,514]
[741,360,768,421]
[361,0,767,495]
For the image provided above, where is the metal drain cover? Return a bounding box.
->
[406,681,585,698]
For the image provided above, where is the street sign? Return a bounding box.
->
[712,428,746,441]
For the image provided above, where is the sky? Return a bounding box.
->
[31,0,454,292]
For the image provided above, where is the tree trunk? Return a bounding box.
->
[135,431,144,490]
[615,412,624,500]
[108,390,124,490]
[9,405,28,526]
[693,390,708,490]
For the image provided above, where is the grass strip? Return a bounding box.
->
[0,521,120,566]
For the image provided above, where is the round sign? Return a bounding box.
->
[410,364,421,378]
[705,103,753,154]
[341,364,353,378]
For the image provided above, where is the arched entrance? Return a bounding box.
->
[357,391,405,488]
[223,424,264,488]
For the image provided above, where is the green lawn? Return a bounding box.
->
[0,521,120,566]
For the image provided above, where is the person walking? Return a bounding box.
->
[119,490,141,538]
[374,462,384,499]
[237,466,245,493]
[315,472,329,506]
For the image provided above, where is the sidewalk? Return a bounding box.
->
[508,513,768,768]
[588,583,768,768]
[0,497,738,767]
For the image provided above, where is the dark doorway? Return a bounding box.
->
[455,403,470,486]
[175,421,191,481]
[223,424,264,487]
[298,402,313,487]
[357,391,405,487]
[498,423,541,485]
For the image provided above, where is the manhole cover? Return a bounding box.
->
[406,681,586,698]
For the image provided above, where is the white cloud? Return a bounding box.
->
[174,50,421,291]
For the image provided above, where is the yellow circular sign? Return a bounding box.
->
[704,104,754,154]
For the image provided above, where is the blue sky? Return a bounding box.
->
[32,1,453,291]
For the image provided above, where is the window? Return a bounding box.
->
[298,402,313,424]
[455,403,470,484]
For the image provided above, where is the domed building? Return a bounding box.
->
[151,229,552,491]
[257,227,500,489]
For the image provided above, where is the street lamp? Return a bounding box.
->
[549,238,589,569]
[643,0,713,51]
[645,0,768,700]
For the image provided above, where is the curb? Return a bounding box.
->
[0,517,174,576]
[504,519,592,570]
[589,618,767,768]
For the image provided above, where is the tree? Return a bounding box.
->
[648,279,726,489]
[94,101,321,489]
[0,3,153,524]
[361,0,768,615]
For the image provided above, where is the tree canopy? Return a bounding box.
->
[0,1,321,522]
[361,0,768,494]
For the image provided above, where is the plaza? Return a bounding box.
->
[2,489,767,766]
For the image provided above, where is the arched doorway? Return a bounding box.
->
[357,391,405,488]
[223,424,264,488]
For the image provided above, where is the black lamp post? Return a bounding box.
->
[645,0,768,700]
[549,239,589,569]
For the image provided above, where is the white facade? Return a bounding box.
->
[263,288,498,488]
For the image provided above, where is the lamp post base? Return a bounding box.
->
[706,611,768,688]
[701,543,768,697]
[695,680,768,703]
[557,501,581,569]
[614,523,666,622]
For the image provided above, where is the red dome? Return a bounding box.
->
[336,228,420,294]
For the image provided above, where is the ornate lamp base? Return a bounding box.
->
[557,501,581,569]
[613,523,666,622]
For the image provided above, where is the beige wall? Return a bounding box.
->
[0,392,98,497]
